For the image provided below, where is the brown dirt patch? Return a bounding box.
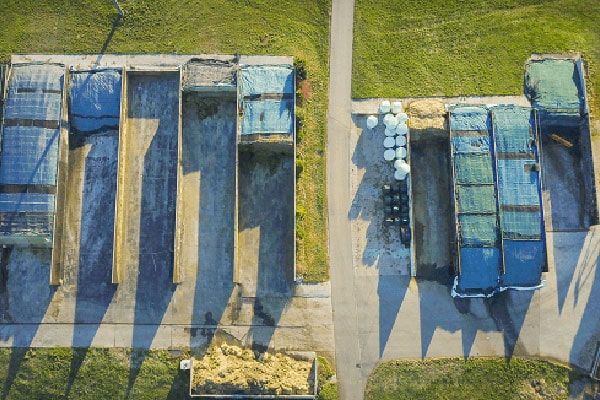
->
[299,80,313,104]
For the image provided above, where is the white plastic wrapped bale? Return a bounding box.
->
[384,149,395,161]
[386,115,398,128]
[395,146,407,159]
[383,113,395,127]
[395,135,407,147]
[395,159,410,174]
[384,127,395,137]
[366,115,378,129]
[394,160,410,180]
[394,169,408,181]
[392,101,402,114]
[379,100,391,114]
[396,112,408,122]
[383,136,395,148]
[396,124,408,136]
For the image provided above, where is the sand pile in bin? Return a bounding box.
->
[192,344,314,396]
[406,100,447,132]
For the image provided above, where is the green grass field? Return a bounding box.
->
[0,348,190,399]
[364,357,584,400]
[0,0,330,281]
[353,0,599,116]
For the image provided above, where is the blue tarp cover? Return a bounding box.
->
[500,211,542,238]
[4,64,63,121]
[0,193,55,213]
[241,99,293,134]
[0,127,59,185]
[456,185,496,214]
[449,106,490,131]
[453,153,494,184]
[0,64,63,240]
[458,214,498,246]
[452,135,491,153]
[496,159,540,207]
[492,106,535,154]
[240,65,294,96]
[70,69,122,132]
[501,239,544,286]
[524,59,584,112]
[458,247,500,291]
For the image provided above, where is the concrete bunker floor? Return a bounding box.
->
[541,125,595,232]
[237,147,294,298]
[344,97,600,377]
[410,137,454,282]
[0,64,333,356]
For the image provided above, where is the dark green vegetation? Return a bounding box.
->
[0,348,190,399]
[364,357,584,400]
[317,356,338,400]
[353,0,599,115]
[0,0,330,281]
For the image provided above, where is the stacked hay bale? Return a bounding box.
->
[192,344,314,396]
[406,100,448,141]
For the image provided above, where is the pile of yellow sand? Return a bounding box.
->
[406,100,447,131]
[192,344,313,395]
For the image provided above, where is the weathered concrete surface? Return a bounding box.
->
[0,66,333,360]
[176,92,237,330]
[326,0,361,399]
[329,109,600,399]
[541,128,593,231]
[237,149,294,297]
[410,137,454,281]
[349,115,411,276]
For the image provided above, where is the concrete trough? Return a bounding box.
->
[113,70,179,284]
[58,68,123,288]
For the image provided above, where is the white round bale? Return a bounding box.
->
[394,169,407,181]
[395,146,407,159]
[379,100,391,114]
[383,136,396,148]
[396,124,408,136]
[366,115,378,129]
[384,149,396,161]
[396,112,408,122]
[395,160,411,174]
[395,136,407,147]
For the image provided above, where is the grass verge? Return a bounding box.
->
[317,355,338,400]
[364,357,586,400]
[0,347,190,399]
[0,0,330,281]
[353,0,600,118]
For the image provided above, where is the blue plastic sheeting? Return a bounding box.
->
[240,65,294,96]
[524,59,584,112]
[496,160,540,207]
[500,211,541,238]
[70,69,122,132]
[0,193,55,213]
[4,64,64,121]
[241,99,293,134]
[0,213,54,238]
[453,153,494,184]
[449,106,490,131]
[0,127,59,185]
[458,214,498,246]
[456,185,496,214]
[492,107,535,154]
[451,135,491,153]
[457,247,500,291]
[501,239,544,286]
